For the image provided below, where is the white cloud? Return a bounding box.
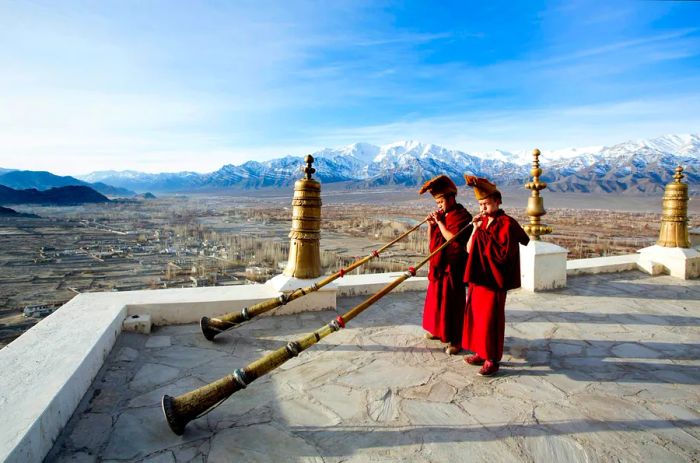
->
[302,94,700,154]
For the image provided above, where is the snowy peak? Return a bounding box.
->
[314,142,382,164]
[597,134,700,159]
[474,149,526,164]
[336,142,382,164]
[374,141,414,162]
[638,133,699,153]
[79,170,142,183]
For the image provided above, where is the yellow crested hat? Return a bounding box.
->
[418,174,458,198]
[464,175,499,200]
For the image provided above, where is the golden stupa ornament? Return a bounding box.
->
[657,166,690,248]
[523,148,553,240]
[283,155,322,278]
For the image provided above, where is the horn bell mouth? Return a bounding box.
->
[200,316,222,341]
[162,394,186,436]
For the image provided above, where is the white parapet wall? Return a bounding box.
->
[0,292,127,463]
[126,284,279,325]
[335,272,428,297]
[266,274,337,315]
[567,254,640,276]
[520,240,568,291]
[638,245,700,280]
[690,227,700,249]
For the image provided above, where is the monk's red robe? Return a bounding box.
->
[461,209,529,362]
[422,203,472,344]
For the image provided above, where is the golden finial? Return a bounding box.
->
[673,165,684,183]
[523,148,553,240]
[304,155,316,180]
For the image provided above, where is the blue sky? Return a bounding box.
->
[1,0,699,175]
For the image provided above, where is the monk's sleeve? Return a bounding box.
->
[473,220,511,265]
[512,221,530,247]
[428,225,446,280]
[442,209,472,260]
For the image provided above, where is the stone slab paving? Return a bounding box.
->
[48,271,699,462]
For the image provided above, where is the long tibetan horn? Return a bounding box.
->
[164,216,477,435]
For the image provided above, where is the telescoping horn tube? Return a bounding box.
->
[163,216,476,435]
[200,217,430,341]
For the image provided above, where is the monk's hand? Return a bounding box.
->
[471,212,484,231]
[426,213,436,225]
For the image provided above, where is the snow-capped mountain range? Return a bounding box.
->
[77,134,699,195]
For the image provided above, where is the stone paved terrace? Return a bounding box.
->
[47,271,700,462]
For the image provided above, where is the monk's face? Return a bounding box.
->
[434,194,455,212]
[478,197,500,217]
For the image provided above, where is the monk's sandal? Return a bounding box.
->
[477,360,499,377]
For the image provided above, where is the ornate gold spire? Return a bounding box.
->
[523,148,553,240]
[657,166,690,248]
[283,155,322,278]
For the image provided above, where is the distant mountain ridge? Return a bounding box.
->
[0,206,40,218]
[78,169,205,193]
[0,185,110,205]
[0,170,135,197]
[7,133,698,195]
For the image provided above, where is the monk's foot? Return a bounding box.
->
[444,344,460,355]
[464,354,485,366]
[424,332,440,340]
[477,360,499,377]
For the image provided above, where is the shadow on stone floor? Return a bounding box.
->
[552,272,700,301]
[506,337,700,359]
[287,418,700,454]
[558,283,700,300]
[503,336,700,385]
[507,310,700,326]
[503,362,699,385]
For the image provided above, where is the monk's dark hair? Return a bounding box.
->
[487,191,502,203]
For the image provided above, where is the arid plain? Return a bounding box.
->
[1,187,697,348]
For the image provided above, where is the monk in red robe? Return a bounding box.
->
[419,175,473,355]
[461,176,530,376]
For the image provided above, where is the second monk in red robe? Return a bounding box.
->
[461,176,530,376]
[419,175,473,355]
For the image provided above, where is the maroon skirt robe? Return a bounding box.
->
[461,210,529,362]
[422,203,472,344]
